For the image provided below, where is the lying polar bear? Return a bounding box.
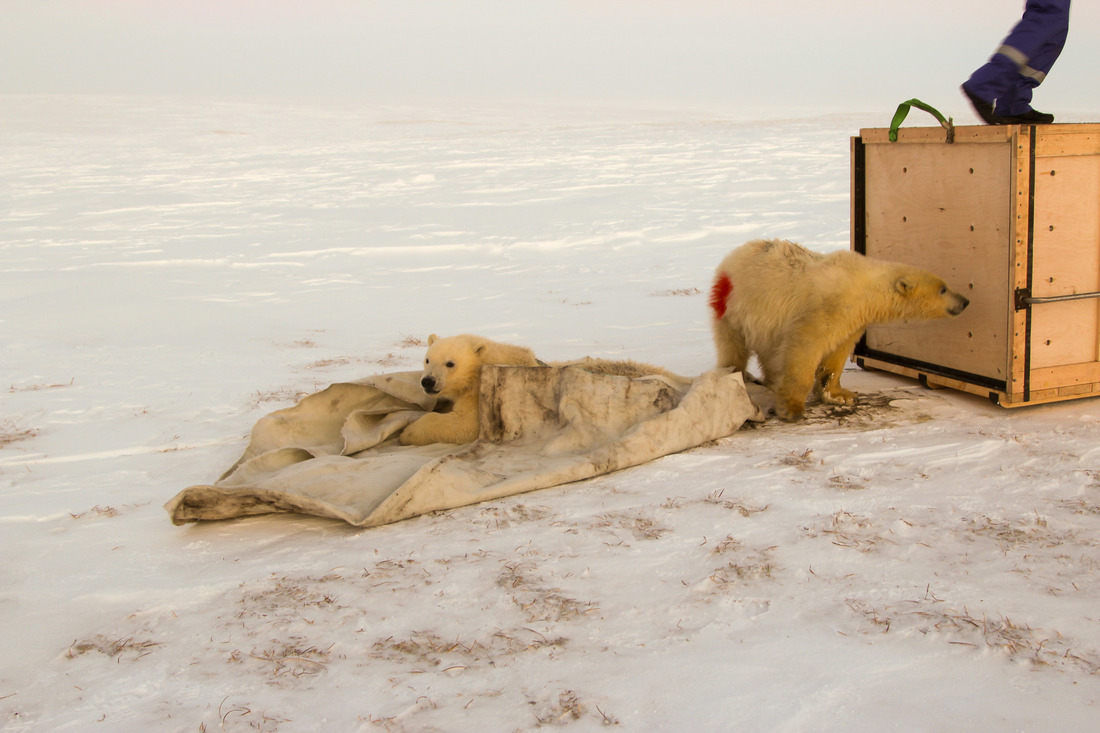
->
[399,334,687,445]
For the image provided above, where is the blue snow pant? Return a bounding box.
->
[965,0,1071,116]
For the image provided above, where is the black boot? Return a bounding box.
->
[1000,109,1055,124]
[962,85,1007,124]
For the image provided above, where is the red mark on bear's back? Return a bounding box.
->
[709,273,733,318]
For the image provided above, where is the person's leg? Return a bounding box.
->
[963,0,1070,120]
[995,21,1069,117]
[965,54,1018,116]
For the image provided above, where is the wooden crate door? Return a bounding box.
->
[861,137,1013,384]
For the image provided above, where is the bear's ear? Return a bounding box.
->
[894,277,914,296]
[427,334,438,345]
[473,343,486,356]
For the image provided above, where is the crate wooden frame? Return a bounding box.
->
[851,123,1100,407]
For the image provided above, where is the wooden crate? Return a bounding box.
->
[851,123,1100,407]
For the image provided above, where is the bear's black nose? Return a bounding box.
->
[421,376,438,393]
[951,296,970,315]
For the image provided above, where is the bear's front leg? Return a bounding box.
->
[399,410,478,445]
[814,333,861,406]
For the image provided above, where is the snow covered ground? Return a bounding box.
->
[2,95,1099,731]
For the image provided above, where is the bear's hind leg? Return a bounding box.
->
[774,340,824,421]
[711,317,749,373]
[814,333,861,406]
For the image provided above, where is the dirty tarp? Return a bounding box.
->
[165,365,762,529]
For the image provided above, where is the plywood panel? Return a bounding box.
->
[861,141,1011,380]
[1031,154,1100,297]
[1030,300,1100,369]
[1029,362,1100,391]
[860,125,1013,146]
[1034,127,1100,157]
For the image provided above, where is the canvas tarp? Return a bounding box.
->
[165,365,762,528]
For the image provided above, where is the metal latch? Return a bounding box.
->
[1015,287,1100,310]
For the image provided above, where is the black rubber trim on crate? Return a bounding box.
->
[855,345,1009,393]
[852,136,866,255]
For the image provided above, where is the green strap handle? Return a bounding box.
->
[889,99,955,143]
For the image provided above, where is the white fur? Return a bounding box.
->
[399,334,539,445]
[710,239,969,420]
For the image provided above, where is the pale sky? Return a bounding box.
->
[3,0,1098,118]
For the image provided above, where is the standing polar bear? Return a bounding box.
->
[709,238,969,421]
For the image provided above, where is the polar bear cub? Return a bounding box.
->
[709,238,969,421]
[399,334,690,445]
[399,334,540,446]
